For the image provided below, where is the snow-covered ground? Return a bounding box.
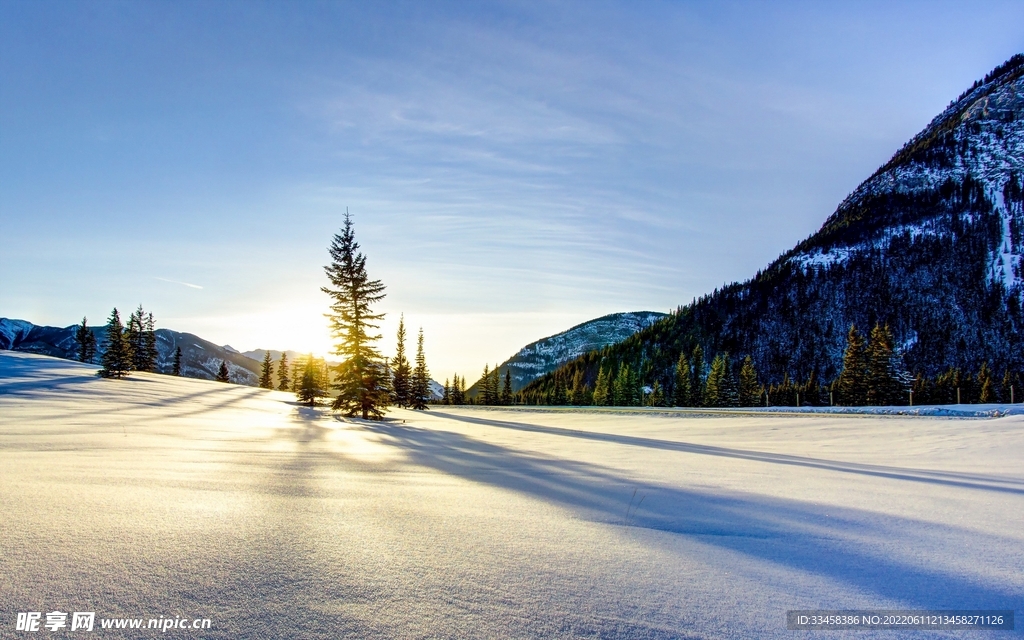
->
[2,351,1022,638]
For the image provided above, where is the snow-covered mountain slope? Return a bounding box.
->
[470,311,665,394]
[786,55,1024,291]
[527,55,1024,396]
[0,317,262,384]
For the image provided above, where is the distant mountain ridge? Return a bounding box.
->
[468,311,665,395]
[1,318,445,398]
[524,55,1024,399]
[1,318,263,384]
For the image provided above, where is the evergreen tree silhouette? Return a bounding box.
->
[502,368,514,405]
[837,325,869,406]
[297,353,327,406]
[673,353,691,407]
[99,308,131,378]
[277,352,290,391]
[322,212,390,419]
[172,346,182,376]
[75,317,97,364]
[738,355,761,406]
[259,351,274,389]
[216,361,230,383]
[410,328,430,410]
[391,315,412,407]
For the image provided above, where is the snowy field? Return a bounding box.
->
[1,351,1022,639]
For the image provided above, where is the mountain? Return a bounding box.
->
[0,319,448,396]
[468,311,666,395]
[1,318,262,385]
[523,55,1024,400]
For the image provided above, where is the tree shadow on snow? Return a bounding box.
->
[328,414,1024,613]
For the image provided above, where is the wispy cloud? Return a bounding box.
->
[155,277,203,290]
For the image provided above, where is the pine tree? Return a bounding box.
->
[410,328,430,410]
[502,368,514,405]
[216,361,230,383]
[738,355,761,406]
[126,305,156,372]
[75,317,97,363]
[837,325,868,406]
[277,353,290,391]
[593,366,611,406]
[99,308,132,378]
[297,353,327,406]
[391,315,412,407]
[649,380,665,407]
[442,379,451,405]
[977,362,995,403]
[569,369,584,406]
[259,351,274,389]
[673,352,691,407]
[480,364,492,405]
[141,312,158,372]
[690,345,706,407]
[172,346,182,376]
[865,324,909,405]
[705,354,727,407]
[490,366,501,405]
[322,212,390,419]
[719,355,739,407]
[450,374,464,405]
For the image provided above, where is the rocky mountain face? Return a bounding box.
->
[524,55,1024,397]
[0,318,262,385]
[468,311,665,394]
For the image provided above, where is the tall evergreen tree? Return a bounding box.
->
[502,368,514,405]
[865,324,909,405]
[673,352,691,407]
[837,325,869,406]
[705,354,727,407]
[125,306,156,372]
[75,317,97,363]
[410,328,430,410]
[172,346,182,376]
[450,374,464,405]
[738,355,761,406]
[297,353,327,406]
[480,364,492,405]
[593,366,611,406]
[442,379,451,405]
[690,345,706,407]
[569,369,584,406]
[99,308,132,378]
[259,351,274,389]
[216,361,231,383]
[277,353,290,391]
[322,212,390,419]
[391,314,412,408]
[977,362,995,403]
[141,311,158,372]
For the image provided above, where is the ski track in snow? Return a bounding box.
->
[2,352,1023,639]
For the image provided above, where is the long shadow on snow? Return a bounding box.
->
[348,417,1021,611]
[430,410,1024,494]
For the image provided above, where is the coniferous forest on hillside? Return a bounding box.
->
[517,55,1024,408]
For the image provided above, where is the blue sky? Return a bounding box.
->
[2,1,1023,381]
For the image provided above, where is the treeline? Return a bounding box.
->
[520,323,1022,407]
[433,363,512,406]
[82,306,161,378]
[520,169,1024,406]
